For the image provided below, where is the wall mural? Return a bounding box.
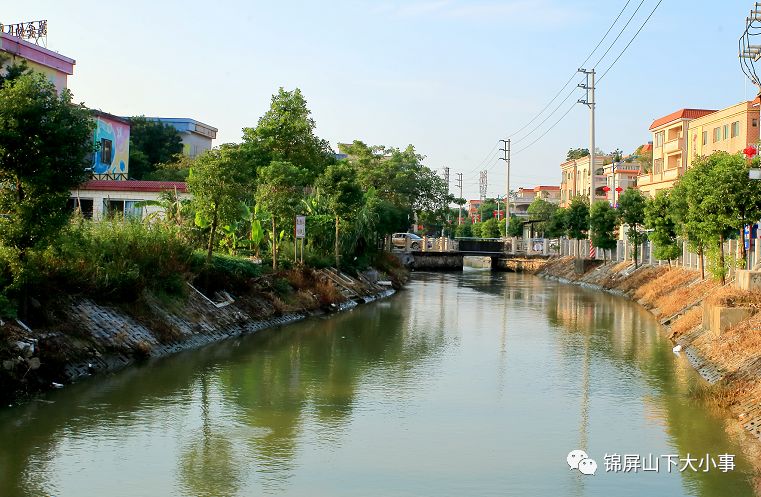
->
[93,116,130,177]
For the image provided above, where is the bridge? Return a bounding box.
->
[392,237,554,272]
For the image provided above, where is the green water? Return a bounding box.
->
[0,272,758,497]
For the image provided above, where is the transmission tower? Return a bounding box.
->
[740,2,761,93]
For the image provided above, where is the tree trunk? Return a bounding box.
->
[206,205,218,264]
[335,215,340,268]
[719,235,726,285]
[272,218,278,271]
[699,246,705,280]
[741,225,748,269]
[632,225,639,269]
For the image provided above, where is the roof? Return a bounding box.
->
[91,110,130,125]
[78,180,188,193]
[143,117,218,133]
[641,143,652,152]
[0,32,75,74]
[534,185,560,191]
[649,109,716,130]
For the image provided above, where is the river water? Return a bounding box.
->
[0,271,758,497]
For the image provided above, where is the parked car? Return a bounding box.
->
[392,232,423,250]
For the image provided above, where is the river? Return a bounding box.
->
[0,271,758,497]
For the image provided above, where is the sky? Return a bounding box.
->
[3,1,756,199]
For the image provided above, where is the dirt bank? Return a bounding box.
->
[0,265,407,405]
[538,256,761,447]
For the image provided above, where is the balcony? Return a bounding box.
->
[663,137,684,155]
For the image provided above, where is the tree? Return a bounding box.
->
[589,201,617,258]
[566,148,590,161]
[0,71,94,315]
[455,223,472,237]
[128,116,184,179]
[644,190,680,265]
[256,161,310,270]
[565,196,589,240]
[526,198,558,236]
[617,188,647,267]
[545,207,567,239]
[188,145,251,264]
[316,163,364,267]
[243,88,335,183]
[507,216,523,237]
[480,218,501,238]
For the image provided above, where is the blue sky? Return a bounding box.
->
[4,1,755,198]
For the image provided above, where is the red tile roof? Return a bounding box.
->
[534,185,560,191]
[649,109,716,130]
[78,180,188,193]
[641,143,652,152]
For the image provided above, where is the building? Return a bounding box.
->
[636,108,715,197]
[511,186,561,218]
[559,155,607,207]
[686,100,761,167]
[146,117,218,158]
[602,161,640,206]
[91,111,131,180]
[466,199,482,222]
[0,26,74,93]
[69,180,189,220]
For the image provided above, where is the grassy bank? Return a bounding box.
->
[0,219,408,403]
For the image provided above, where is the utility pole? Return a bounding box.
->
[499,139,511,236]
[479,170,488,223]
[455,172,463,225]
[578,68,596,208]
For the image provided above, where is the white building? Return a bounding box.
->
[69,180,190,220]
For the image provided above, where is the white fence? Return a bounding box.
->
[556,237,761,276]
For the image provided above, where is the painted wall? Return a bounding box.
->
[93,115,130,177]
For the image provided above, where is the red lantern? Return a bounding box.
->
[602,186,610,192]
[744,145,757,159]
[615,186,623,192]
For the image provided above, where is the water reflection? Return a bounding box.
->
[0,272,757,497]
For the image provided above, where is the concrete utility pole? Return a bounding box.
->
[499,139,511,236]
[578,68,596,207]
[455,172,463,225]
[442,167,450,236]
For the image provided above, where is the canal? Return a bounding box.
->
[0,271,758,497]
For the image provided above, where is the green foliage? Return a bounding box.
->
[243,88,335,183]
[565,196,589,239]
[566,148,589,161]
[41,219,193,299]
[507,216,523,237]
[545,207,567,238]
[189,251,263,293]
[143,154,194,181]
[316,163,364,266]
[617,188,647,265]
[188,144,252,262]
[644,190,680,262]
[0,73,94,253]
[455,223,473,237]
[526,198,558,236]
[589,201,617,252]
[480,218,501,238]
[127,116,184,180]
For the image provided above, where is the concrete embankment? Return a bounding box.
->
[538,256,761,445]
[0,267,403,404]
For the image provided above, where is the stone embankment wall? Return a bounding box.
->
[538,256,761,444]
[0,268,399,404]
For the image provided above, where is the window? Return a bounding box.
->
[713,127,721,143]
[654,158,663,174]
[723,124,729,140]
[753,118,759,127]
[654,131,664,147]
[731,121,740,138]
[100,138,113,165]
[702,131,708,146]
[104,199,143,220]
[66,198,93,219]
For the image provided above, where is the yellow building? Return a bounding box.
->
[686,100,760,167]
[637,108,715,198]
[559,155,606,207]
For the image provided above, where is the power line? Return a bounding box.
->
[592,0,647,69]
[512,86,581,145]
[504,0,634,139]
[598,0,666,83]
[513,102,578,157]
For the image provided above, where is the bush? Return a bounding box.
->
[190,251,264,293]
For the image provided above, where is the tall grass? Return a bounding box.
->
[38,219,194,300]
